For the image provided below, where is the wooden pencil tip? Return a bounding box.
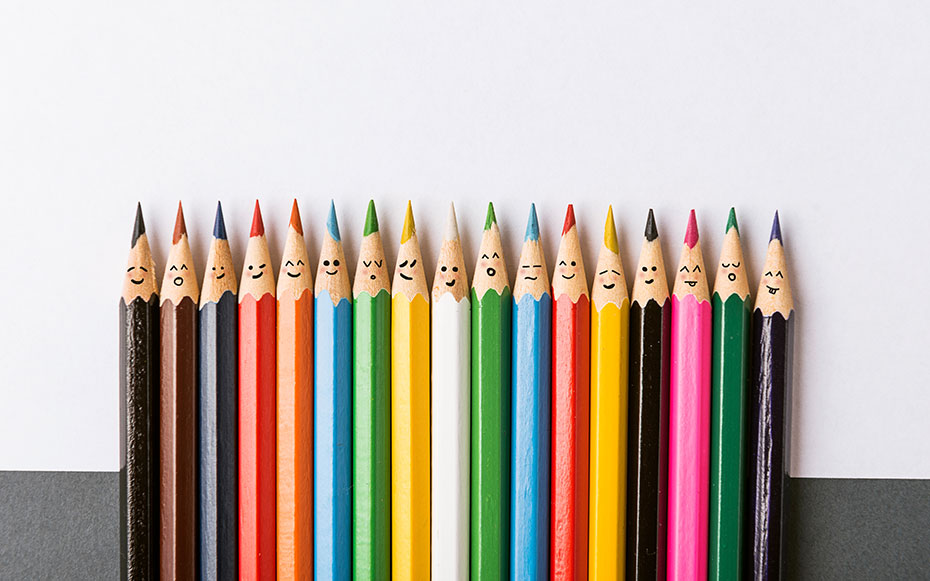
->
[213,201,228,240]
[327,200,341,241]
[484,202,497,230]
[524,203,540,242]
[445,202,460,241]
[132,202,145,246]
[172,201,187,244]
[645,208,659,241]
[603,205,619,253]
[289,199,304,235]
[562,204,576,235]
[684,209,699,248]
[363,199,380,235]
[401,201,416,243]
[726,207,739,234]
[770,210,782,242]
[250,200,265,237]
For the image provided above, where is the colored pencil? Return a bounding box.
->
[314,201,353,581]
[470,202,512,580]
[352,200,392,581]
[431,203,471,581]
[198,201,238,581]
[119,203,159,580]
[159,203,199,579]
[391,201,431,580]
[667,209,713,580]
[747,212,795,580]
[551,204,591,580]
[709,208,751,580]
[626,208,670,580]
[276,200,314,580]
[238,201,276,580]
[588,206,630,580]
[511,203,552,581]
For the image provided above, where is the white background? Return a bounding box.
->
[1,1,928,477]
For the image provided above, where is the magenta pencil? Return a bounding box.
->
[667,210,712,579]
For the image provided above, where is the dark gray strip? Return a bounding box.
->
[0,473,928,580]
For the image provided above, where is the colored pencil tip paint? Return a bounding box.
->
[562,204,576,235]
[327,200,341,241]
[645,208,659,242]
[364,199,380,235]
[401,201,416,243]
[770,211,782,242]
[172,202,187,244]
[604,205,619,253]
[524,203,540,242]
[484,202,498,230]
[726,207,739,234]
[250,200,265,237]
[289,199,304,236]
[132,202,146,246]
[684,209,699,248]
[213,201,228,240]
[446,202,461,241]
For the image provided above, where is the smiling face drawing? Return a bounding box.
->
[713,227,750,299]
[201,237,237,302]
[161,232,199,304]
[477,251,504,281]
[631,237,670,305]
[353,229,390,298]
[672,239,709,301]
[591,241,628,309]
[123,233,158,302]
[755,238,793,316]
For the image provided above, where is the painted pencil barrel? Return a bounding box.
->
[470,288,512,580]
[748,311,794,580]
[511,293,552,581]
[314,292,353,580]
[119,295,160,580]
[353,290,392,581]
[588,298,630,579]
[431,292,471,580]
[667,294,712,579]
[709,293,750,579]
[626,298,670,580]
[198,292,238,581]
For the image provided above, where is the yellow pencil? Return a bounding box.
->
[588,206,630,579]
[392,201,431,580]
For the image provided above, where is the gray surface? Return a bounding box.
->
[0,473,928,579]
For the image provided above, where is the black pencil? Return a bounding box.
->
[198,202,239,579]
[626,209,671,580]
[119,203,160,580]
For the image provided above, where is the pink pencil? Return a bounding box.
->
[668,210,712,579]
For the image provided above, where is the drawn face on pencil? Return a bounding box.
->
[360,257,384,282]
[676,261,704,288]
[761,268,785,295]
[246,260,268,280]
[398,257,418,281]
[478,251,504,281]
[283,258,308,279]
[436,261,462,288]
[167,259,193,288]
[557,259,581,281]
[520,262,544,281]
[720,260,741,283]
[126,263,150,286]
[596,267,623,290]
[320,255,341,277]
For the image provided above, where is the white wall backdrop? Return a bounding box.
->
[0,1,928,477]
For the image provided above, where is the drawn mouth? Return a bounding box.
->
[326,270,337,276]
[287,272,300,278]
[216,273,225,280]
[251,272,263,279]
[130,279,144,285]
[644,279,654,284]
[487,267,496,277]
[602,283,615,289]
[524,276,538,280]
[728,273,736,282]
[445,280,456,287]
[173,277,184,286]
[400,273,413,281]
[370,274,376,280]
[685,280,696,287]
[562,274,575,280]
[767,286,779,295]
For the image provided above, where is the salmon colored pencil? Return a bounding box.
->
[551,204,590,580]
[239,201,276,580]
[667,210,712,580]
[276,200,314,580]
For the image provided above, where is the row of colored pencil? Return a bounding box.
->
[119,200,794,580]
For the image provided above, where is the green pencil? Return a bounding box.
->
[352,200,392,580]
[709,208,752,580]
[470,203,513,580]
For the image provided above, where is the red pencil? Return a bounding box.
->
[239,201,277,580]
[551,205,591,580]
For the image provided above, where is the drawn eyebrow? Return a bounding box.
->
[127,267,135,272]
[399,260,408,267]
[374,260,383,267]
[170,265,178,271]
[492,252,500,258]
[765,271,773,276]
[286,260,295,266]
[775,271,784,278]
[559,260,567,266]
[693,265,701,273]
[679,266,689,272]
[611,270,621,275]
[482,254,489,259]
[410,259,417,267]
[598,269,608,275]
[363,260,372,267]
[533,264,541,268]
[180,264,189,270]
[297,260,304,266]
[140,267,148,272]
[259,264,266,269]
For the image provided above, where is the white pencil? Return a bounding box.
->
[430,204,471,580]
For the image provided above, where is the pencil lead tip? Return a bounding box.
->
[562,204,576,235]
[644,208,659,241]
[213,201,228,240]
[250,200,265,237]
[445,202,460,241]
[401,201,416,243]
[287,199,303,236]
[770,210,782,243]
[363,199,380,236]
[484,202,497,230]
[172,201,187,244]
[684,209,699,248]
[131,203,146,246]
[726,207,739,234]
[327,200,341,241]
[524,203,540,242]
[604,205,619,253]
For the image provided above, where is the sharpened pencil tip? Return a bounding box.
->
[401,201,416,243]
[250,200,265,237]
[562,204,576,236]
[604,205,619,253]
[684,209,699,248]
[326,200,341,241]
[484,202,497,230]
[213,201,228,240]
[645,209,659,242]
[132,202,146,246]
[446,202,460,241]
[770,211,782,242]
[726,207,739,234]
[364,199,380,236]
[524,203,540,242]
[172,201,187,245]
[289,199,304,236]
